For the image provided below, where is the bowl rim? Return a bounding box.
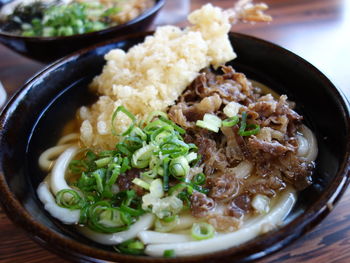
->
[0,31,350,262]
[0,0,165,40]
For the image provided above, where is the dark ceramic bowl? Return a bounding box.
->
[0,0,164,62]
[0,32,349,262]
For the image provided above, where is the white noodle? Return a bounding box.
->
[57,133,79,145]
[296,134,308,157]
[78,214,155,245]
[138,231,193,244]
[38,144,73,172]
[50,146,78,195]
[145,189,296,257]
[37,180,80,224]
[173,214,201,231]
[38,133,79,172]
[297,125,318,162]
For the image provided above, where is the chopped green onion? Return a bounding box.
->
[186,152,198,163]
[149,178,164,198]
[69,159,88,174]
[159,116,185,134]
[239,124,261,136]
[169,182,194,197]
[120,208,133,225]
[56,189,84,209]
[144,119,168,133]
[127,240,144,250]
[141,170,157,179]
[99,150,116,157]
[239,111,247,135]
[131,145,154,168]
[120,205,144,217]
[188,143,198,151]
[191,222,215,240]
[168,183,188,196]
[76,172,95,192]
[163,249,176,258]
[131,127,147,140]
[86,151,97,162]
[195,113,223,132]
[121,157,131,173]
[192,173,206,185]
[177,191,191,210]
[162,157,170,191]
[150,125,174,143]
[203,113,222,127]
[114,239,145,255]
[132,178,150,190]
[169,156,190,179]
[178,178,209,194]
[196,120,219,132]
[155,215,179,232]
[79,205,89,224]
[95,157,112,168]
[238,112,260,136]
[105,164,120,187]
[186,184,194,195]
[160,138,189,157]
[196,113,222,132]
[162,214,177,223]
[123,136,143,152]
[111,106,136,136]
[88,202,128,233]
[145,111,169,124]
[222,115,239,127]
[58,105,204,241]
[122,190,137,207]
[116,142,132,156]
[91,168,105,193]
[98,208,124,228]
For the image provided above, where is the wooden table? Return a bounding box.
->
[0,0,349,262]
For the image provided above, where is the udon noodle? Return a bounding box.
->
[36,1,317,258]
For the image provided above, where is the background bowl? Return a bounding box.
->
[0,0,164,63]
[0,32,349,262]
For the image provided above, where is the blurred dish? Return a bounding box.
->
[0,0,164,62]
[0,0,155,37]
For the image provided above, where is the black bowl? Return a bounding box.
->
[0,32,349,262]
[0,0,164,62]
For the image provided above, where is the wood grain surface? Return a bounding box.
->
[0,0,349,262]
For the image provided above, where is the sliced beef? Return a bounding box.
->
[225,194,251,218]
[166,66,315,232]
[210,174,240,201]
[190,192,215,218]
[247,136,294,157]
[117,168,145,196]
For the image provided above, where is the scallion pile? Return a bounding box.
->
[196,111,260,136]
[56,106,210,255]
